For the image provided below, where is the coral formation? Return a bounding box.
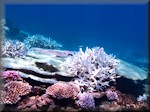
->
[62,47,120,92]
[0,19,9,38]
[75,92,95,109]
[23,34,62,49]
[17,94,55,111]
[1,81,32,104]
[46,82,80,99]
[1,70,22,82]
[137,93,149,102]
[2,38,28,58]
[106,90,119,101]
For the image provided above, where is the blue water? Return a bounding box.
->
[5,4,148,68]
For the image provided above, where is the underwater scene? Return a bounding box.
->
[0,3,149,111]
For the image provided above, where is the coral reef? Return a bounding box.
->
[1,70,22,82]
[62,47,120,92]
[46,82,80,99]
[23,34,62,49]
[75,92,95,109]
[0,47,149,111]
[1,38,28,58]
[1,81,32,104]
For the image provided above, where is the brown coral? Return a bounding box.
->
[1,81,32,104]
[17,94,55,111]
[46,82,80,99]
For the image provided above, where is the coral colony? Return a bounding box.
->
[75,92,95,109]
[2,38,28,58]
[23,34,62,49]
[1,70,22,82]
[62,47,120,92]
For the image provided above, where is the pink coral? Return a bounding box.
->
[1,70,22,82]
[1,81,32,104]
[46,82,80,99]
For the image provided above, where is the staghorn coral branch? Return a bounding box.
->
[61,47,120,92]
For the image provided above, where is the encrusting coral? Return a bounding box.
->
[17,94,55,111]
[62,47,120,92]
[46,82,80,99]
[0,81,32,104]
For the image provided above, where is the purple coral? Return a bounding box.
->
[1,70,22,82]
[106,90,118,101]
[75,92,95,109]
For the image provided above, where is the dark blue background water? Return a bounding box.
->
[5,4,148,68]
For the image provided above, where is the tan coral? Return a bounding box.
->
[17,94,55,111]
[1,81,32,104]
[46,82,80,99]
[1,90,20,104]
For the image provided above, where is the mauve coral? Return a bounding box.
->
[106,90,119,101]
[62,47,120,92]
[46,82,80,99]
[1,81,32,104]
[1,70,22,82]
[75,92,95,109]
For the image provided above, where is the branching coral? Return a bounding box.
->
[23,34,62,49]
[75,92,95,109]
[62,47,120,92]
[0,19,9,38]
[1,38,28,58]
[1,81,32,104]
[1,70,22,82]
[46,82,80,99]
[137,93,149,102]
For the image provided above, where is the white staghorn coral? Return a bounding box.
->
[23,34,62,49]
[62,47,120,92]
[2,38,28,58]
